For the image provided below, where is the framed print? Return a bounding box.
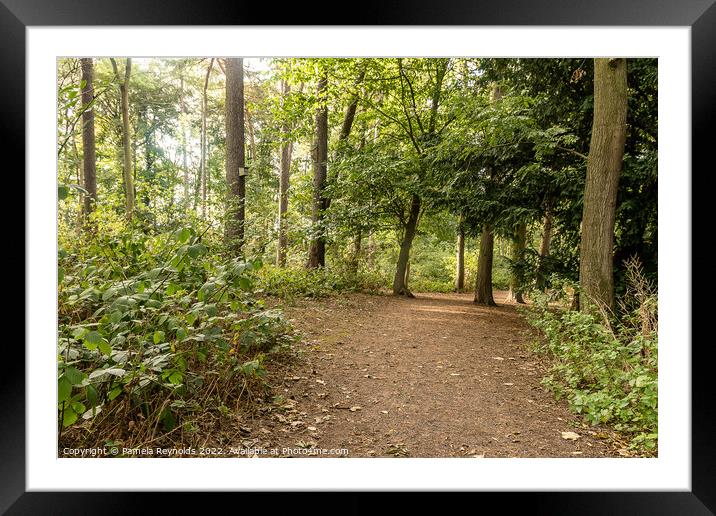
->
[6,0,713,512]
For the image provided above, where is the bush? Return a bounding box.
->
[523,259,658,454]
[255,264,386,301]
[57,226,297,451]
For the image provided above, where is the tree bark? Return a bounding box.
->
[540,208,553,259]
[351,229,362,273]
[455,215,465,291]
[579,58,628,314]
[474,225,496,306]
[179,74,189,210]
[110,58,134,221]
[225,58,246,255]
[307,72,329,268]
[200,58,213,219]
[506,223,527,303]
[80,58,97,223]
[536,204,553,291]
[392,194,421,297]
[277,80,293,267]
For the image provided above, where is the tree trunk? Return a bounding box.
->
[80,58,96,223]
[351,228,362,273]
[179,75,189,210]
[225,58,246,255]
[307,72,328,269]
[455,215,465,291]
[111,58,134,221]
[506,223,527,303]
[392,194,421,297]
[277,80,292,267]
[200,59,213,219]
[536,205,553,291]
[474,225,496,306]
[579,58,628,314]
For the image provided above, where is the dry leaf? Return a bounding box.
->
[561,431,581,440]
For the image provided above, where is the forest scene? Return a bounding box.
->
[57,57,657,458]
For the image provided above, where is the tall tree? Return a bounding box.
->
[473,83,503,306]
[199,58,214,219]
[307,69,328,269]
[579,58,628,313]
[536,201,554,291]
[110,58,135,221]
[178,71,190,210]
[474,225,496,305]
[225,58,246,254]
[276,79,293,267]
[80,58,97,222]
[392,58,449,296]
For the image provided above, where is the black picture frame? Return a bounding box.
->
[6,0,711,513]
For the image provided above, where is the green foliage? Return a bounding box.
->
[58,225,296,440]
[256,264,385,301]
[524,267,658,454]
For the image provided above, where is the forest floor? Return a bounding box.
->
[227,291,629,458]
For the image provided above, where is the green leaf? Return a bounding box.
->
[63,367,85,385]
[58,376,72,402]
[62,406,78,427]
[58,184,70,200]
[71,401,86,414]
[153,330,165,344]
[108,386,123,401]
[98,340,112,356]
[177,228,191,244]
[84,331,102,350]
[72,327,88,340]
[86,384,98,407]
[168,371,183,385]
[110,310,123,324]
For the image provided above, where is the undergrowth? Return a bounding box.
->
[255,264,386,301]
[58,225,298,454]
[523,258,658,454]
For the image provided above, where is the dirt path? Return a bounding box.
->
[238,291,620,458]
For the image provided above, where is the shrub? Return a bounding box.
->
[523,259,658,454]
[255,264,387,301]
[57,226,298,451]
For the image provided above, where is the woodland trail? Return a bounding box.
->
[240,291,621,458]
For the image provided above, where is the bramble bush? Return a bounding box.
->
[57,225,297,451]
[524,258,658,454]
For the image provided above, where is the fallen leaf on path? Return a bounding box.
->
[380,410,388,414]
[450,373,461,376]
[349,406,362,412]
[561,431,581,440]
[493,357,504,361]
[503,382,514,386]
[316,379,325,385]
